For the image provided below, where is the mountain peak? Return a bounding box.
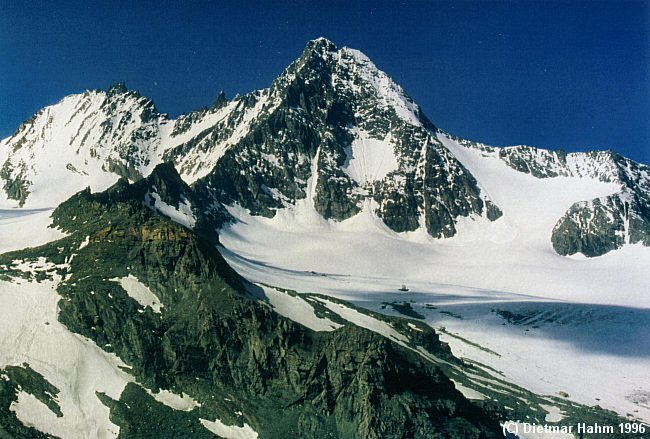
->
[107,82,129,96]
[305,36,337,52]
[211,90,228,110]
[296,37,338,65]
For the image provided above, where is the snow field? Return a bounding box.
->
[0,279,132,438]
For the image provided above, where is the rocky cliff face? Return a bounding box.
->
[551,154,650,256]
[0,164,502,438]
[191,38,501,237]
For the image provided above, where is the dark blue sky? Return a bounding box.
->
[1,0,648,163]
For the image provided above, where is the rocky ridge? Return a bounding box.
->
[445,135,650,256]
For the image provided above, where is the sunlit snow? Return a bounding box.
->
[111,275,163,314]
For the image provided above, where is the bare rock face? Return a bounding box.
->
[550,153,650,257]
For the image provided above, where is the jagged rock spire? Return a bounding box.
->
[211,90,228,109]
[107,82,128,96]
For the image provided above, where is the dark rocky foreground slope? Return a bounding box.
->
[0,164,502,438]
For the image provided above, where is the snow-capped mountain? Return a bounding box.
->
[448,138,650,256]
[2,37,647,258]
[0,84,166,207]
[2,39,648,260]
[191,38,500,240]
[1,38,649,437]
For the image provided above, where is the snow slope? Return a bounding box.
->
[342,130,398,184]
[199,418,258,439]
[0,209,67,254]
[219,169,647,308]
[0,90,161,208]
[0,278,132,438]
[0,86,277,209]
[144,191,197,230]
[145,389,201,411]
[435,133,621,252]
[255,285,342,332]
[111,275,163,313]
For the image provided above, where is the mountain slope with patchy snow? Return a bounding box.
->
[1,38,649,435]
[0,166,509,438]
